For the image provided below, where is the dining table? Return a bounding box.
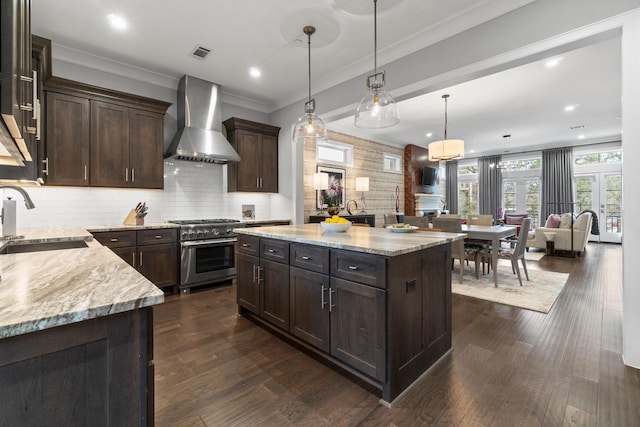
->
[461,224,517,287]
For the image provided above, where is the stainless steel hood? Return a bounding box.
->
[165,75,240,163]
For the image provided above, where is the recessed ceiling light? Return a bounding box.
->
[107,14,127,31]
[545,57,562,68]
[469,149,475,153]
[425,132,433,138]
[564,105,576,112]
[578,135,586,140]
[249,67,261,78]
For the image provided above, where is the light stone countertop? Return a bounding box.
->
[86,222,179,232]
[235,223,464,257]
[0,228,164,339]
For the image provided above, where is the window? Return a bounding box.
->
[503,180,516,213]
[525,179,540,227]
[574,150,622,166]
[316,140,354,167]
[383,153,402,173]
[458,181,478,217]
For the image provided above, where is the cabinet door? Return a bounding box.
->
[330,277,386,381]
[259,134,278,192]
[290,267,330,352]
[138,243,178,288]
[260,258,290,331]
[45,92,90,185]
[236,252,259,315]
[111,246,137,268]
[129,108,164,189]
[90,101,129,187]
[235,130,260,191]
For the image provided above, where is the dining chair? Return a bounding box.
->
[439,214,461,219]
[465,214,494,254]
[383,214,398,226]
[481,218,531,286]
[467,214,493,225]
[431,217,479,282]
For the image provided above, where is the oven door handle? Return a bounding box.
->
[181,238,237,247]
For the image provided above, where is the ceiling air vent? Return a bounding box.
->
[190,45,212,60]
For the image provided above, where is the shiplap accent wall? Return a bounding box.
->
[303,130,404,226]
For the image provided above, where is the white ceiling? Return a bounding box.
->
[31,0,622,156]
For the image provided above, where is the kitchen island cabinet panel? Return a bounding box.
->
[289,267,330,353]
[45,92,90,186]
[260,258,290,331]
[0,307,153,426]
[236,252,260,315]
[330,277,386,381]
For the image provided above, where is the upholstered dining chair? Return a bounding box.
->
[432,217,479,282]
[482,218,531,286]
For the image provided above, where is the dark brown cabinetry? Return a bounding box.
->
[44,77,170,188]
[309,214,376,227]
[0,306,154,426]
[223,117,280,193]
[237,231,453,403]
[237,235,290,330]
[92,228,178,290]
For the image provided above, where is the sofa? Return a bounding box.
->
[526,212,593,254]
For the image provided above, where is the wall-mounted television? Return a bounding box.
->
[421,166,439,186]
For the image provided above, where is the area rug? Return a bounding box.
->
[452,262,568,313]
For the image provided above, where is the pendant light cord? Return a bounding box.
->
[373,0,378,74]
[307,30,311,103]
[443,94,449,140]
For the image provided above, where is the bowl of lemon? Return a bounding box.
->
[320,216,352,233]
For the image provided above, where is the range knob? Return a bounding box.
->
[203,230,210,236]
[213,229,220,236]
[181,232,188,239]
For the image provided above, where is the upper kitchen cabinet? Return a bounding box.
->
[43,77,170,188]
[223,117,280,193]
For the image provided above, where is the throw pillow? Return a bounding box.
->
[559,213,574,229]
[545,214,561,228]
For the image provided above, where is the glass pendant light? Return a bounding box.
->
[293,26,328,143]
[354,0,399,129]
[428,94,465,161]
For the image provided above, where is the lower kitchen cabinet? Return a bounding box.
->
[92,228,178,290]
[289,267,330,353]
[236,237,290,331]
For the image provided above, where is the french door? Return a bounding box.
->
[575,173,622,243]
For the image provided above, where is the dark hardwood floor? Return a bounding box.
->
[153,243,639,426]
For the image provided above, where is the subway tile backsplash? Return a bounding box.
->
[6,161,273,229]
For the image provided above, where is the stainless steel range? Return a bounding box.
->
[168,219,246,293]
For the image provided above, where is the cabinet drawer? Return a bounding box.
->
[290,243,329,274]
[260,238,290,264]
[92,231,137,248]
[237,235,259,256]
[137,228,177,245]
[331,250,386,289]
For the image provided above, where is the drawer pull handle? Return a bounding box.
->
[302,256,311,260]
[110,238,118,242]
[329,289,336,311]
[155,235,162,239]
[321,285,327,309]
[242,243,249,247]
[348,265,358,270]
[268,249,276,253]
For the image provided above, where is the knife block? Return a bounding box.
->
[122,209,143,226]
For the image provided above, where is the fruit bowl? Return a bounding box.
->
[320,221,352,233]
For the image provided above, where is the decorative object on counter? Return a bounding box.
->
[354,0,399,129]
[346,200,358,215]
[313,172,329,215]
[355,176,369,213]
[0,185,36,238]
[320,216,351,233]
[242,204,255,220]
[317,165,345,213]
[428,94,465,161]
[292,26,327,144]
[123,202,147,226]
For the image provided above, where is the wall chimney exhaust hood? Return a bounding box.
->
[165,75,240,164]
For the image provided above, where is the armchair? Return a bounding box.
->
[526,212,592,255]
[503,213,529,236]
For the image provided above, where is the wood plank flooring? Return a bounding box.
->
[153,243,640,426]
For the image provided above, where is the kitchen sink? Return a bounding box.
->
[0,240,89,254]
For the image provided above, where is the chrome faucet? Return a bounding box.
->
[1,185,36,238]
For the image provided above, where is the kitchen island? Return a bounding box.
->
[234,223,462,404]
[0,228,164,426]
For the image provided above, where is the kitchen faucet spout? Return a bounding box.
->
[0,185,35,209]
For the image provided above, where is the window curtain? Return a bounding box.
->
[540,147,574,221]
[445,160,458,214]
[478,156,502,218]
